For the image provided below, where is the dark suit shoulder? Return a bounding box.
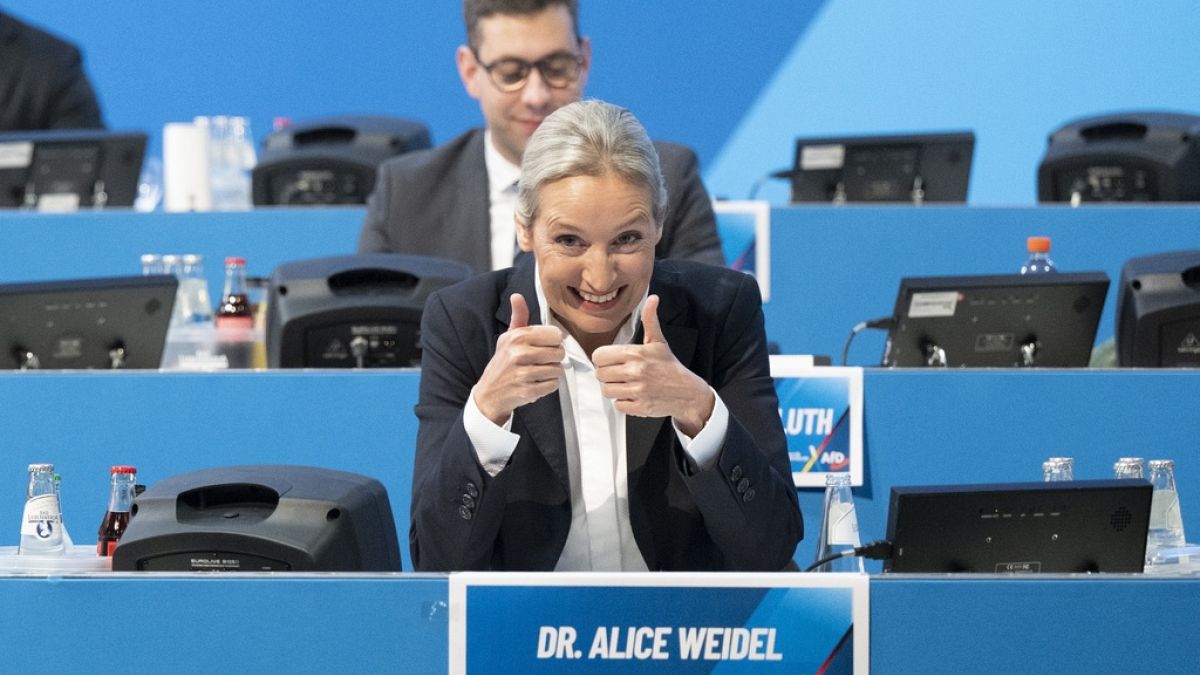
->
[426,266,512,319]
[377,128,483,184]
[654,259,756,301]
[0,13,81,61]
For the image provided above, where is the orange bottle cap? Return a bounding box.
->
[1026,236,1051,253]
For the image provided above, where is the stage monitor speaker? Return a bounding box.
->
[251,115,431,206]
[1116,249,1200,367]
[266,253,472,368]
[1037,111,1200,203]
[111,465,402,572]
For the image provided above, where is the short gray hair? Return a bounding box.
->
[515,100,668,229]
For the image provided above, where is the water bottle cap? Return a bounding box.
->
[109,465,137,474]
[225,256,246,266]
[182,254,203,265]
[1027,236,1052,253]
[1149,459,1175,469]
[27,463,54,473]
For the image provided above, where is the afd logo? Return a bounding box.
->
[780,407,849,471]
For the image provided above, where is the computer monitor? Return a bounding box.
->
[882,272,1109,367]
[0,275,176,370]
[0,129,147,209]
[789,131,974,204]
[884,479,1152,573]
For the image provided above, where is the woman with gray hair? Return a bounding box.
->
[411,99,802,572]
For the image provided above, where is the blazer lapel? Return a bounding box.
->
[626,263,698,475]
[497,260,571,493]
[451,129,492,273]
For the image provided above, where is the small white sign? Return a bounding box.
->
[0,141,34,169]
[800,144,846,170]
[908,291,960,318]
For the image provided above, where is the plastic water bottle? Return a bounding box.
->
[1020,236,1057,274]
[19,463,66,555]
[813,473,865,573]
[178,254,214,325]
[1042,456,1074,481]
[1145,459,1186,567]
[207,116,254,210]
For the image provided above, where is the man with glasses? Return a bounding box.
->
[357,0,723,273]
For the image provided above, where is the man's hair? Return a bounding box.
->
[516,99,668,229]
[464,0,580,50]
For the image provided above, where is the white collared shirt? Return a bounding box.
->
[483,130,522,272]
[462,266,729,571]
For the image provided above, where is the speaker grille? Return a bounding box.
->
[1111,506,1133,531]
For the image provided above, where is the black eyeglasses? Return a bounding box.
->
[471,48,584,92]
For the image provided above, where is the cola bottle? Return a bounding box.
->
[97,466,137,557]
[216,256,254,368]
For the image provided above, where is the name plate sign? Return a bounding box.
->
[449,572,868,673]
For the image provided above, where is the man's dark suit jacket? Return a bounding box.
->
[357,128,724,273]
[0,12,104,131]
[411,257,803,572]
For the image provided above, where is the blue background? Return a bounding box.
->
[9,1,1200,204]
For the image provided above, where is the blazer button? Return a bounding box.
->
[737,478,750,494]
[461,494,476,509]
[742,488,756,503]
[458,505,473,521]
[465,482,479,498]
[730,465,743,482]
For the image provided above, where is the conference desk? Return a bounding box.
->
[2,203,1198,366]
[1,571,1195,672]
[4,368,1197,574]
[0,205,1196,671]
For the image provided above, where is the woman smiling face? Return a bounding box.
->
[518,171,661,355]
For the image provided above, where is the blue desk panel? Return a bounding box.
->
[0,574,447,672]
[0,207,363,294]
[871,576,1200,673]
[3,369,1197,574]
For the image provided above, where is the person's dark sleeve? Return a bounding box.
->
[679,272,802,570]
[44,44,103,130]
[357,161,395,253]
[660,146,724,266]
[410,291,507,571]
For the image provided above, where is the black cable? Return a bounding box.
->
[841,316,895,366]
[748,167,797,200]
[803,540,894,573]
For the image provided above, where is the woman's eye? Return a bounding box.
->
[614,232,643,248]
[556,235,582,248]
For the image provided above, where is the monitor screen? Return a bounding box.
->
[0,129,147,210]
[884,479,1152,573]
[882,272,1109,367]
[0,275,176,370]
[790,131,974,204]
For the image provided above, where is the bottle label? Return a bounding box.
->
[827,501,862,547]
[20,494,63,542]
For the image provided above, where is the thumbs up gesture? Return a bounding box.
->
[474,293,565,425]
[593,295,715,437]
